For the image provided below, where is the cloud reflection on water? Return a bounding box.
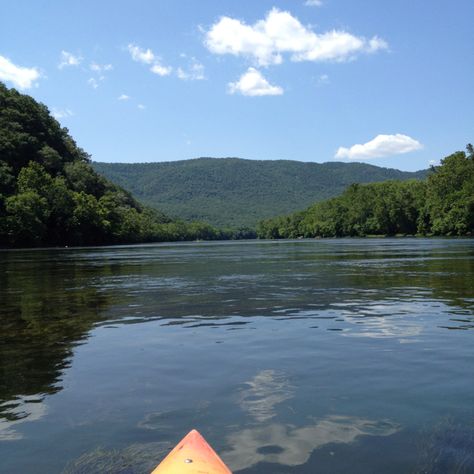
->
[230,369,400,471]
[0,396,47,441]
[223,416,400,471]
[239,370,293,423]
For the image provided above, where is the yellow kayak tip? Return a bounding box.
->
[151,429,232,474]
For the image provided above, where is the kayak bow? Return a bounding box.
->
[151,429,232,474]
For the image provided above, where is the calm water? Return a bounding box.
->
[0,239,473,473]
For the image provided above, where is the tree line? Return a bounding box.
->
[257,146,474,239]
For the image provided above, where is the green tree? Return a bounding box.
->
[45,176,75,244]
[17,161,53,195]
[68,192,107,245]
[0,160,15,195]
[5,191,49,245]
[425,148,474,235]
[64,161,107,198]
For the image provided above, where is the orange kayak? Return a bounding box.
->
[151,429,232,474]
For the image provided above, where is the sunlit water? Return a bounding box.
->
[0,239,473,473]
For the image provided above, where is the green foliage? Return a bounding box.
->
[425,149,474,235]
[258,148,473,239]
[68,192,106,244]
[0,82,231,247]
[0,83,88,175]
[0,160,15,195]
[5,191,50,245]
[64,161,107,198]
[17,160,53,195]
[93,158,427,228]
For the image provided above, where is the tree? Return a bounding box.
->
[425,148,474,235]
[64,161,107,198]
[5,191,49,245]
[0,160,15,195]
[68,192,107,245]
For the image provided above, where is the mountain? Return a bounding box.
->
[93,158,427,228]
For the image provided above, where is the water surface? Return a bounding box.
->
[1,239,473,473]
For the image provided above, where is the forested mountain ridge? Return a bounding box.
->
[257,146,474,239]
[93,158,427,228]
[0,83,226,247]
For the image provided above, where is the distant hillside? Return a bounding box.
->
[93,159,427,228]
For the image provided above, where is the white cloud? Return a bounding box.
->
[335,134,423,160]
[305,0,323,6]
[367,37,389,53]
[58,50,82,69]
[137,104,146,110]
[52,108,74,119]
[0,55,40,89]
[128,44,155,64]
[90,62,113,73]
[316,73,329,86]
[177,58,205,81]
[150,63,172,76]
[87,62,112,88]
[228,67,283,96]
[87,77,99,89]
[118,94,130,101]
[204,8,387,66]
[127,43,172,76]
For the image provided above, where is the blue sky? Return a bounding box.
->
[1,0,473,171]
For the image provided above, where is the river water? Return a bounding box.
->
[0,239,473,473]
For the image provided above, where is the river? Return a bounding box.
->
[0,239,473,473]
